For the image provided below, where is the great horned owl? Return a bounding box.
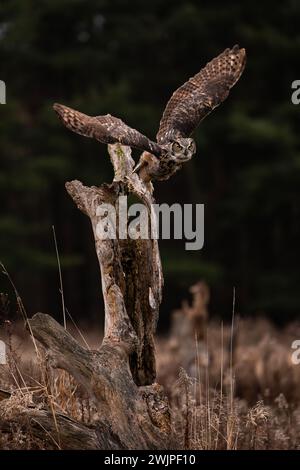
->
[53,45,246,182]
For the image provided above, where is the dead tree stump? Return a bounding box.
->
[0,144,177,449]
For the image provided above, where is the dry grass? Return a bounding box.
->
[156,310,300,449]
[1,282,300,449]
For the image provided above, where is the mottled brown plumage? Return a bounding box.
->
[53,45,246,181]
[53,103,161,156]
[157,44,246,144]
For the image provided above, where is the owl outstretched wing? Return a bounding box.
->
[53,103,162,156]
[157,45,246,145]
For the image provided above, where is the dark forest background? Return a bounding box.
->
[1,0,300,330]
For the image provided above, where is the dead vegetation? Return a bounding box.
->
[1,281,300,449]
[156,282,300,449]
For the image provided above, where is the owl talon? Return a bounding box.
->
[132,161,143,174]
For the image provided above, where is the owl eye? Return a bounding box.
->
[188,142,195,151]
[172,142,182,152]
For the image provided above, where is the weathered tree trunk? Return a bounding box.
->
[0,145,176,450]
[65,144,163,386]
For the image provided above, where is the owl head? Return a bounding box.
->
[162,138,196,163]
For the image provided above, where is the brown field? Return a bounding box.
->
[0,284,300,450]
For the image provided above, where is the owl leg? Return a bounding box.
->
[132,152,160,183]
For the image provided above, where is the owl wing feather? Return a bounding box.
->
[53,103,162,156]
[157,45,246,144]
